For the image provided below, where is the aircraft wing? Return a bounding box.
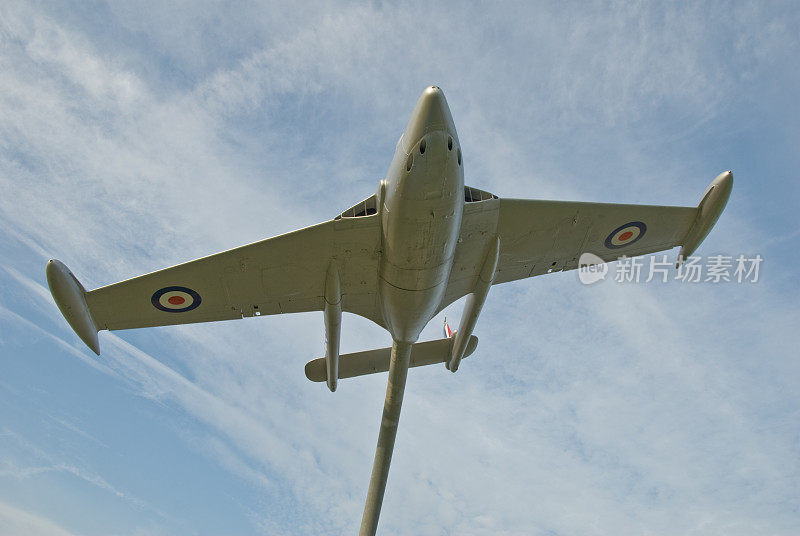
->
[76,215,383,332]
[440,197,699,310]
[492,198,698,283]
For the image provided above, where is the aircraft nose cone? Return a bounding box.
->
[402,86,456,152]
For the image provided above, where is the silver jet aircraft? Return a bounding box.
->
[47,86,731,535]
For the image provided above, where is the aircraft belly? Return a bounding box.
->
[379,207,457,341]
[377,279,446,342]
[379,194,461,340]
[380,210,457,291]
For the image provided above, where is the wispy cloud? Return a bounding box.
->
[0,426,170,525]
[0,499,79,536]
[0,459,135,505]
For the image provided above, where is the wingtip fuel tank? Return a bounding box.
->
[677,170,733,267]
[46,259,100,355]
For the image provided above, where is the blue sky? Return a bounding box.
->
[1,1,799,534]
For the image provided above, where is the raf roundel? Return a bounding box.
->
[151,286,202,313]
[604,221,647,249]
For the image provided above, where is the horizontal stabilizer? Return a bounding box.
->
[305,335,479,383]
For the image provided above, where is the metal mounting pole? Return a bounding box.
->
[359,339,413,536]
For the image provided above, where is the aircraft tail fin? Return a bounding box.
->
[304,335,478,383]
[443,317,453,338]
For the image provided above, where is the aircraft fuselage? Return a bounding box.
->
[378,87,464,343]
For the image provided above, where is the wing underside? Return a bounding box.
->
[440,197,698,311]
[84,215,384,331]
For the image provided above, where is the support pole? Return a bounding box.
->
[359,339,413,536]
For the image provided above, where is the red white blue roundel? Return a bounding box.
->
[151,286,202,313]
[604,221,646,249]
